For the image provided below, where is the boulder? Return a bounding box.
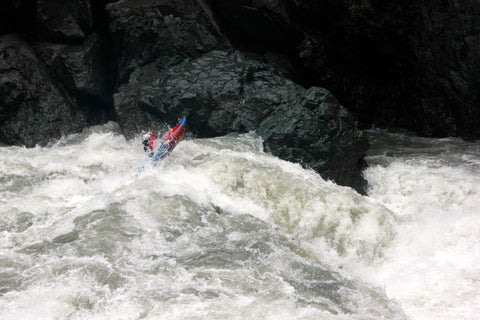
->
[106,0,228,83]
[257,86,369,192]
[114,50,369,193]
[34,33,112,102]
[0,34,86,147]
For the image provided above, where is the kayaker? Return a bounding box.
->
[142,132,157,157]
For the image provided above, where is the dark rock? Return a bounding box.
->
[206,0,417,133]
[106,0,229,83]
[0,34,86,147]
[257,86,369,193]
[205,0,298,53]
[114,50,369,193]
[205,0,480,140]
[34,33,112,102]
[107,0,230,137]
[36,0,93,43]
[2,0,480,147]
[0,0,36,36]
[33,32,116,126]
[112,82,153,138]
[409,0,480,140]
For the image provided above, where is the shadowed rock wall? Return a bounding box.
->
[205,0,480,140]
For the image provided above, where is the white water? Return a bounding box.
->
[0,123,478,319]
[363,131,480,320]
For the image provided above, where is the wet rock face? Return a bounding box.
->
[0,35,86,147]
[114,50,369,193]
[257,86,369,192]
[0,0,116,146]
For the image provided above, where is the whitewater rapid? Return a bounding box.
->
[0,122,478,319]
[363,131,480,320]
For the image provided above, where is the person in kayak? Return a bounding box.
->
[142,132,157,157]
[142,116,186,159]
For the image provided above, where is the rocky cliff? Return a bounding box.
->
[1,0,480,193]
[204,0,480,139]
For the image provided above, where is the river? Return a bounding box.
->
[1,122,478,319]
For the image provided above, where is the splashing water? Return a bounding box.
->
[363,130,480,320]
[0,123,478,319]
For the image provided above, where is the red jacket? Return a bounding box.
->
[148,133,156,149]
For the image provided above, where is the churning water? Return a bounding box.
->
[0,122,478,319]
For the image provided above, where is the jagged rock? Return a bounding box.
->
[106,0,228,83]
[36,0,93,43]
[257,86,369,192]
[114,50,369,193]
[34,33,111,102]
[0,34,86,147]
